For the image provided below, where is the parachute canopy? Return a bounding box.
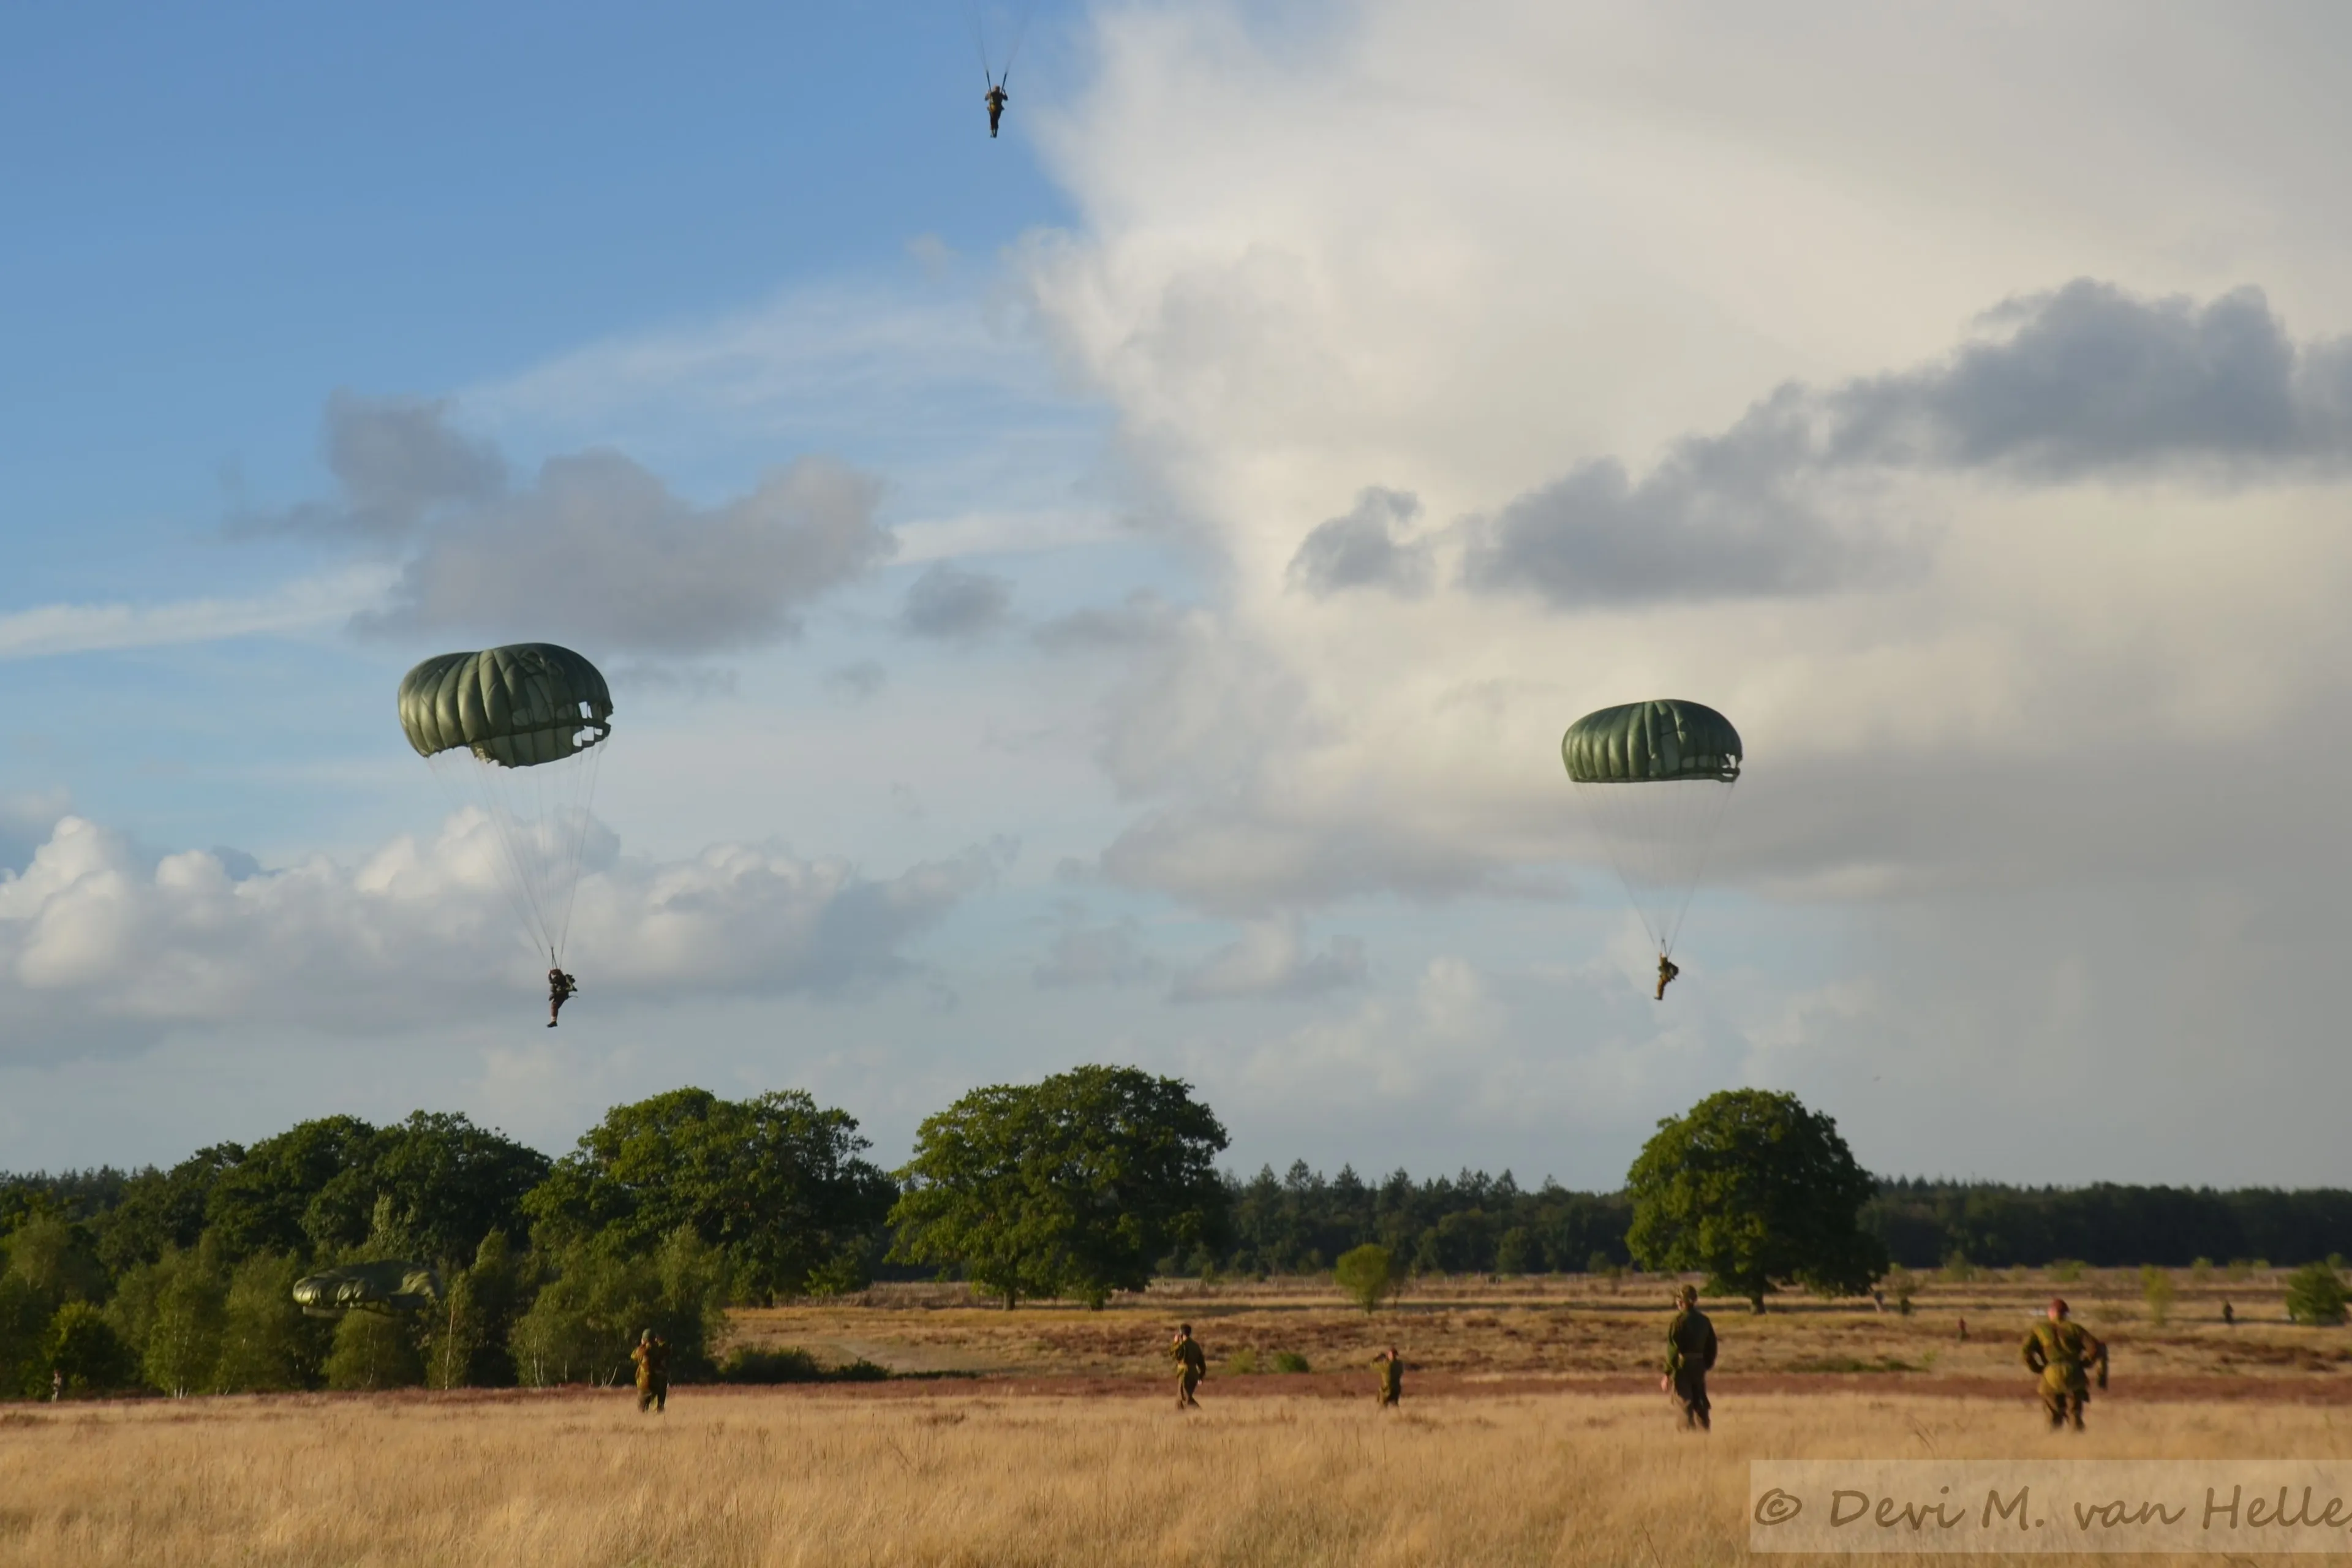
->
[398,644,613,967]
[398,643,612,769]
[1561,699,1743,958]
[292,1260,442,1317]
[1562,699,1741,785]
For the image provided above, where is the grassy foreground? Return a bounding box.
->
[6,1386,2352,1567]
[6,1270,2346,1566]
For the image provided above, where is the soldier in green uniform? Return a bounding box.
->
[632,1328,669,1413]
[1655,954,1680,1000]
[1170,1324,1206,1410]
[548,967,578,1028]
[2021,1297,2106,1430]
[1662,1283,1717,1430]
[1374,1346,1403,1408]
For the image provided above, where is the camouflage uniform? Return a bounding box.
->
[633,1332,669,1414]
[1664,1298,1717,1431]
[2022,1316,2106,1430]
[1171,1329,1206,1409]
[1374,1348,1403,1408]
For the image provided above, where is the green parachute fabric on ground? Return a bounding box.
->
[1561,699,1741,784]
[291,1260,443,1317]
[397,644,614,966]
[398,644,612,767]
[1561,699,1742,959]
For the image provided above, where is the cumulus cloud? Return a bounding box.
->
[1031,916,1160,989]
[1170,918,1368,1003]
[1463,282,2352,608]
[246,393,895,654]
[1286,488,1436,598]
[0,813,1000,1060]
[899,562,1014,641]
[824,660,889,701]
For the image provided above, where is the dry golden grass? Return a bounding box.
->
[7,1271,2345,1566]
[7,1386,2352,1567]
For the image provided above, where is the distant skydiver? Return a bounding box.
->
[548,967,578,1028]
[986,80,1008,137]
[1655,954,1680,1001]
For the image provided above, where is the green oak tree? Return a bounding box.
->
[522,1088,894,1300]
[889,1066,1231,1310]
[1626,1088,1885,1313]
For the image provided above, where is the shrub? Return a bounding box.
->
[1334,1245,1395,1314]
[1225,1347,1261,1375]
[43,1302,135,1396]
[2141,1265,2176,1328]
[2285,1262,2348,1327]
[2048,1259,2086,1284]
[1494,1229,1536,1277]
[323,1310,424,1391]
[1939,1251,1977,1284]
[718,1346,821,1384]
[214,1254,320,1393]
[1272,1351,1310,1374]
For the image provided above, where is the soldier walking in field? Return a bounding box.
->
[1170,1324,1206,1410]
[1374,1345,1403,1408]
[2021,1297,2106,1431]
[632,1329,669,1414]
[1662,1283,1717,1431]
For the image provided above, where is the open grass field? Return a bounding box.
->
[6,1268,2348,1567]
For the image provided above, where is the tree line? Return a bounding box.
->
[5,1072,2351,1398]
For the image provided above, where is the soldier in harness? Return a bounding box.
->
[2022,1297,2107,1430]
[985,80,1009,137]
[1656,954,1680,1001]
[548,966,578,1028]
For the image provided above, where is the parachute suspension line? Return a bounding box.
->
[426,751,548,963]
[548,736,605,966]
[1656,778,1735,960]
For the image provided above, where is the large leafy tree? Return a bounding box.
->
[1626,1088,1885,1313]
[889,1065,1231,1309]
[522,1088,894,1300]
[302,1112,551,1265]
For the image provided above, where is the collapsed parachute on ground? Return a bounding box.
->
[1562,699,1743,959]
[398,643,613,968]
[291,1261,442,1318]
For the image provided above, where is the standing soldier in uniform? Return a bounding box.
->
[1374,1345,1403,1408]
[2021,1297,2106,1431]
[1662,1283,1717,1431]
[1170,1323,1206,1411]
[632,1328,669,1414]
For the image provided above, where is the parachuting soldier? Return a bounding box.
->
[1662,1283,1717,1430]
[985,81,1008,137]
[633,1329,669,1413]
[1170,1324,1206,1410]
[1374,1346,1403,1408]
[548,966,578,1028]
[2022,1297,2105,1430]
[1655,954,1679,1000]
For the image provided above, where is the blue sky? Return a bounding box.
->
[7,2,2352,1190]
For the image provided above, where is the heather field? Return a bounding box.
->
[7,1270,2350,1567]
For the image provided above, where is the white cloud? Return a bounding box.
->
[0,568,396,661]
[0,812,1001,1060]
[1170,917,1367,1003]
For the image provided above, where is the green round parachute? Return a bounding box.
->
[398,643,612,767]
[398,644,614,965]
[1561,699,1742,957]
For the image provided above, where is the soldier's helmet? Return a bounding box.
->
[641,1328,654,1343]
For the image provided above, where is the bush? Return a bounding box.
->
[43,1302,135,1396]
[1272,1351,1310,1374]
[1225,1347,1261,1375]
[2285,1262,2348,1327]
[323,1310,424,1390]
[509,1228,726,1388]
[214,1254,320,1393]
[2141,1265,2176,1328]
[1494,1228,1535,1277]
[718,1346,821,1384]
[2048,1259,2086,1283]
[1333,1245,1395,1314]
